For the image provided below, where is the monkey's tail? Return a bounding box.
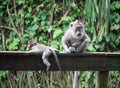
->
[49,49,62,71]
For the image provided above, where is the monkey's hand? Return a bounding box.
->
[76,39,89,52]
[72,42,81,47]
[27,49,40,54]
[69,47,76,53]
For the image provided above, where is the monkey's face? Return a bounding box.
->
[70,20,84,38]
[27,39,37,50]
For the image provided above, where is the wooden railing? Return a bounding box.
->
[0,51,120,88]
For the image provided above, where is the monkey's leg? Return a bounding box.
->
[42,50,51,71]
[76,39,89,52]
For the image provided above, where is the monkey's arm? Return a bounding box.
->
[28,49,40,53]
[72,42,81,47]
[62,36,71,53]
[76,37,89,52]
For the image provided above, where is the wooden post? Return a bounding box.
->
[96,71,109,88]
[72,71,78,88]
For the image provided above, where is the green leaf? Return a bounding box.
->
[41,14,46,20]
[33,17,40,23]
[111,23,119,30]
[50,40,60,49]
[17,0,24,5]
[115,35,120,45]
[105,36,110,43]
[0,71,6,79]
[8,38,20,50]
[28,7,32,13]
[31,24,39,30]
[71,2,77,9]
[41,21,45,26]
[111,1,120,10]
[62,16,71,23]
[25,13,31,18]
[18,10,24,18]
[87,42,96,51]
[53,29,63,39]
[47,25,52,33]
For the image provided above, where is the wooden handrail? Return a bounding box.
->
[0,51,120,88]
[0,51,120,71]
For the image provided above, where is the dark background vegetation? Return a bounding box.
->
[0,0,120,88]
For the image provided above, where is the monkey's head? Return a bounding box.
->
[69,20,84,38]
[27,39,37,50]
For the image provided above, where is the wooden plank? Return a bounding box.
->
[0,51,120,71]
[96,71,108,88]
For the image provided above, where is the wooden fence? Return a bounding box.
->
[0,51,120,88]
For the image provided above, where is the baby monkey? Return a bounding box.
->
[62,20,90,53]
[27,39,61,71]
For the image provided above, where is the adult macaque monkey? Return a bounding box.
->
[27,39,61,71]
[62,20,90,53]
[62,20,90,88]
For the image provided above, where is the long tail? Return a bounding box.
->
[49,49,62,71]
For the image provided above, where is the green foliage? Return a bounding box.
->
[85,0,111,52]
[0,71,6,80]
[84,0,120,88]
[62,16,71,24]
[79,71,96,88]
[85,0,120,52]
[111,1,120,10]
[6,38,20,50]
[0,0,86,51]
[109,1,120,52]
[53,27,63,39]
[109,71,120,88]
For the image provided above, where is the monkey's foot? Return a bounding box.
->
[46,64,51,71]
[69,47,76,53]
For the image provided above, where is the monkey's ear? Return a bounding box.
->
[75,20,80,25]
[31,39,35,41]
[75,20,79,23]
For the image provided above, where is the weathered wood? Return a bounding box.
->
[0,51,120,71]
[0,51,119,88]
[96,71,108,88]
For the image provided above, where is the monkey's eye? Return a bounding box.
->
[70,23,73,27]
